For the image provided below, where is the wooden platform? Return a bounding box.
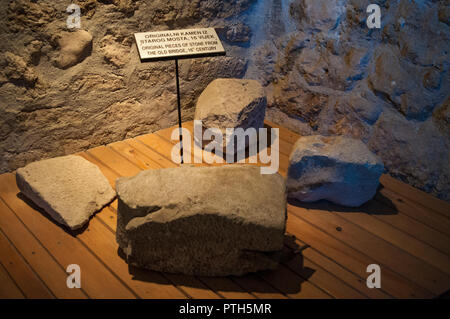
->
[0,121,449,299]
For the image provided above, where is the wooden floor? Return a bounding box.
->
[0,120,449,299]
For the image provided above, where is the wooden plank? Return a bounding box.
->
[286,213,433,298]
[154,125,204,164]
[264,120,301,146]
[180,121,270,167]
[0,173,135,299]
[80,151,219,299]
[95,144,252,299]
[371,211,450,256]
[349,199,450,256]
[88,145,142,178]
[0,198,87,298]
[197,277,256,299]
[106,139,290,298]
[101,205,220,299]
[76,213,188,299]
[0,262,24,299]
[285,234,390,299]
[380,174,450,218]
[229,274,288,299]
[91,205,117,233]
[109,140,163,170]
[0,229,54,298]
[333,207,450,275]
[125,139,179,168]
[257,265,333,299]
[289,204,450,296]
[257,266,332,299]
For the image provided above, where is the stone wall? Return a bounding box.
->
[0,0,448,201]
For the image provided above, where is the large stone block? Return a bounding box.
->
[16,155,116,230]
[194,78,267,154]
[287,135,384,207]
[116,165,286,276]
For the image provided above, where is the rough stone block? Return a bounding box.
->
[116,165,286,276]
[287,135,384,207]
[16,155,116,230]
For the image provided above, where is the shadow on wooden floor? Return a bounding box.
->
[118,235,315,295]
[287,185,399,216]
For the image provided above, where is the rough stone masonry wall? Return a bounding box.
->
[0,0,449,201]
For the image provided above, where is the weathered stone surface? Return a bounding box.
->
[290,0,347,32]
[0,52,38,87]
[368,110,450,199]
[16,155,116,230]
[223,22,252,43]
[194,78,267,153]
[116,165,287,276]
[54,30,93,69]
[99,34,132,68]
[287,135,384,207]
[367,45,439,120]
[0,0,250,176]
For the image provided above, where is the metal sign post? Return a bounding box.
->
[174,58,183,162]
[134,28,226,164]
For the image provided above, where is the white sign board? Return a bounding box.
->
[134,28,226,62]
